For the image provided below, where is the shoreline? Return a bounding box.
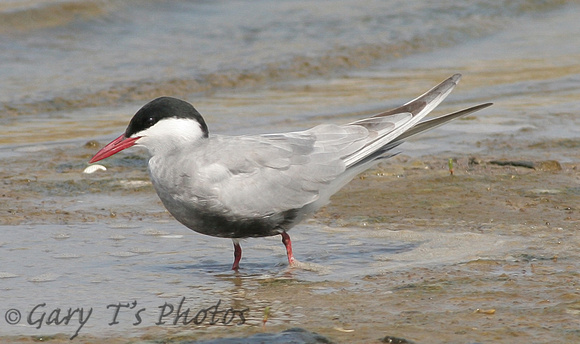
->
[1,150,578,343]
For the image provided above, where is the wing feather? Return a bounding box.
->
[187,127,368,216]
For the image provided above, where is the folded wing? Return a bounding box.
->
[189,74,491,219]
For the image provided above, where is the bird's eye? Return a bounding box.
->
[146,117,156,127]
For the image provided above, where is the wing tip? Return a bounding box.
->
[451,73,462,83]
[474,102,494,111]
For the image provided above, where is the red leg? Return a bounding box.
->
[281,231,296,266]
[232,240,242,271]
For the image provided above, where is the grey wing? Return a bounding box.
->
[189,74,489,219]
[342,73,462,167]
[192,125,372,217]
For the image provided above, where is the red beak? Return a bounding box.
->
[89,134,140,163]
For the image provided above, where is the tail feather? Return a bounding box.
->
[394,102,493,143]
[350,103,492,168]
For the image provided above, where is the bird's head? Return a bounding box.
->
[89,97,208,163]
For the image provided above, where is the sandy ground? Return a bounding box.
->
[1,136,579,343]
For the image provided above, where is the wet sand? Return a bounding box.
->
[2,137,579,343]
[2,1,580,343]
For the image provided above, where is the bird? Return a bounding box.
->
[89,74,492,270]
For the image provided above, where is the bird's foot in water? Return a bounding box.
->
[281,231,298,267]
[232,239,242,271]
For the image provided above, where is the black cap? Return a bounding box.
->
[125,97,209,138]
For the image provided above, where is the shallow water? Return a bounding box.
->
[0,220,527,338]
[2,0,580,342]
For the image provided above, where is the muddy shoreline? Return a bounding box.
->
[2,1,580,342]
[1,140,579,343]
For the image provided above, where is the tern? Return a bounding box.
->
[90,74,491,270]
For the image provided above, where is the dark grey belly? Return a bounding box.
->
[158,195,299,239]
[183,209,298,238]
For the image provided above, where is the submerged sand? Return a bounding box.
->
[1,137,579,343]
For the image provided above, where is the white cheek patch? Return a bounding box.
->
[134,118,207,155]
[139,118,205,140]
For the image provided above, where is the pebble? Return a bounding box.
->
[188,328,335,344]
